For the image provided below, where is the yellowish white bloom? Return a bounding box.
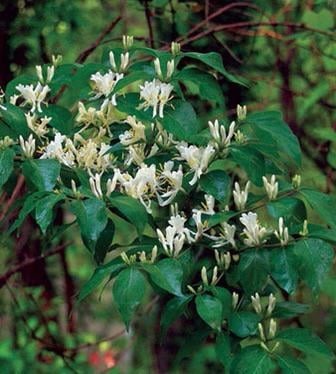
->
[90,70,123,103]
[251,292,262,314]
[176,142,215,185]
[274,217,289,246]
[40,132,76,167]
[25,113,51,138]
[208,120,236,149]
[122,35,134,50]
[89,172,104,199]
[139,79,174,118]
[266,293,276,317]
[36,65,55,83]
[19,134,36,158]
[262,175,278,200]
[157,161,184,206]
[16,83,50,112]
[233,181,250,210]
[109,51,130,73]
[237,104,247,121]
[119,116,146,146]
[240,212,267,247]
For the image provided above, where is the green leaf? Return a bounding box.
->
[247,111,301,167]
[113,267,146,329]
[0,148,15,188]
[78,260,125,302]
[0,104,30,138]
[160,296,192,337]
[94,219,115,264]
[300,188,336,229]
[230,146,265,186]
[267,197,306,231]
[216,333,232,370]
[42,105,73,135]
[228,311,261,338]
[9,191,48,232]
[22,159,61,191]
[199,170,230,202]
[71,198,108,253]
[292,239,333,293]
[183,51,248,86]
[34,193,64,234]
[161,100,200,140]
[109,194,147,235]
[307,224,336,245]
[146,258,184,296]
[210,286,232,318]
[269,246,298,294]
[237,249,269,294]
[272,301,310,319]
[195,294,223,330]
[276,355,311,374]
[176,67,224,104]
[277,328,334,358]
[230,345,275,374]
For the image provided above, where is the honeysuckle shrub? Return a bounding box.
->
[1,37,335,372]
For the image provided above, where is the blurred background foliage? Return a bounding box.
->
[0,0,335,372]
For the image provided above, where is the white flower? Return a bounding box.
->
[208,120,236,149]
[157,212,193,257]
[262,175,278,200]
[16,83,50,112]
[19,134,36,158]
[109,51,130,72]
[89,172,103,199]
[25,113,51,138]
[76,102,98,126]
[274,217,289,246]
[90,70,123,102]
[212,222,236,249]
[233,181,250,210]
[154,58,174,80]
[240,212,267,247]
[119,116,146,146]
[251,292,262,314]
[139,79,173,118]
[117,164,158,213]
[214,250,231,270]
[237,104,247,120]
[193,194,216,215]
[176,142,215,185]
[122,35,134,49]
[36,65,55,83]
[157,161,184,206]
[40,132,76,167]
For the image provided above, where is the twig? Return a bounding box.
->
[144,0,155,48]
[76,16,122,63]
[179,20,335,47]
[0,243,69,288]
[51,16,122,104]
[0,174,25,222]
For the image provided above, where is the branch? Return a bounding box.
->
[0,243,68,288]
[0,174,25,223]
[179,20,335,47]
[144,0,155,48]
[76,16,122,63]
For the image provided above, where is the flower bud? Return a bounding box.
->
[258,323,266,342]
[268,319,277,339]
[251,292,262,314]
[237,104,247,121]
[123,35,134,50]
[232,292,239,309]
[201,266,208,286]
[292,174,301,189]
[171,41,181,56]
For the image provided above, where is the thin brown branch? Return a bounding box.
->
[179,20,335,47]
[0,243,69,288]
[144,0,155,48]
[76,16,122,64]
[176,2,260,44]
[0,174,25,222]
